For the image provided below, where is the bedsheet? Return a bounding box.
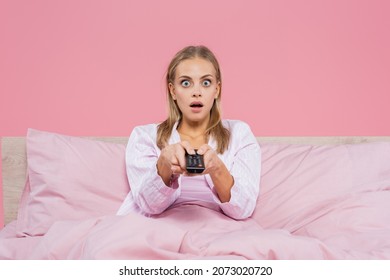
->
[1,131,390,259]
[1,193,390,260]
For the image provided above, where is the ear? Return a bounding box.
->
[169,83,176,100]
[215,81,221,99]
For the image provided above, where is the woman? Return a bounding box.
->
[117,45,261,220]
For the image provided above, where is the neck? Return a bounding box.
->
[178,116,210,138]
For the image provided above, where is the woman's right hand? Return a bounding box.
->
[156,141,195,186]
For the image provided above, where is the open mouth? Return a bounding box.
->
[190,102,204,108]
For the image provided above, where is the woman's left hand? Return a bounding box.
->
[196,144,223,175]
[196,144,234,202]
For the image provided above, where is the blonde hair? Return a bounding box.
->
[157,45,230,154]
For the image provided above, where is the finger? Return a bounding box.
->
[202,149,211,167]
[171,165,185,174]
[196,144,211,155]
[180,141,195,155]
[175,156,186,172]
[174,144,187,170]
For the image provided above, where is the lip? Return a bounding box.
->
[189,101,203,113]
[190,101,204,107]
[190,106,203,113]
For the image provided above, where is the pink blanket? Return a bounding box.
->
[1,132,390,259]
[1,192,389,260]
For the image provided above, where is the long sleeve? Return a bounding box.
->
[209,121,261,220]
[118,120,261,219]
[124,124,180,215]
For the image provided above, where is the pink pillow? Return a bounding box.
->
[16,129,130,237]
[252,141,390,231]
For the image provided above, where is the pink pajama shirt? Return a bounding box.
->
[117,120,261,220]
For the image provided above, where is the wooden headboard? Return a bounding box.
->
[2,136,390,225]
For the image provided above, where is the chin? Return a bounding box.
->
[186,115,208,124]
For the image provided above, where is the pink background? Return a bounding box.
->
[1,0,389,227]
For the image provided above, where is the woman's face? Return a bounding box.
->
[169,57,220,124]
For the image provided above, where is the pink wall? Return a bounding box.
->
[1,0,389,227]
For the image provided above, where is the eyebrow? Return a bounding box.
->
[178,74,214,80]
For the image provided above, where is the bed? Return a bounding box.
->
[1,129,390,259]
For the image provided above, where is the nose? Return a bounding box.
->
[192,84,202,97]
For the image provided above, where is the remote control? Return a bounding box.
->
[185,149,205,174]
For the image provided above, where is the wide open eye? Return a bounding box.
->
[202,79,211,87]
[181,80,191,87]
